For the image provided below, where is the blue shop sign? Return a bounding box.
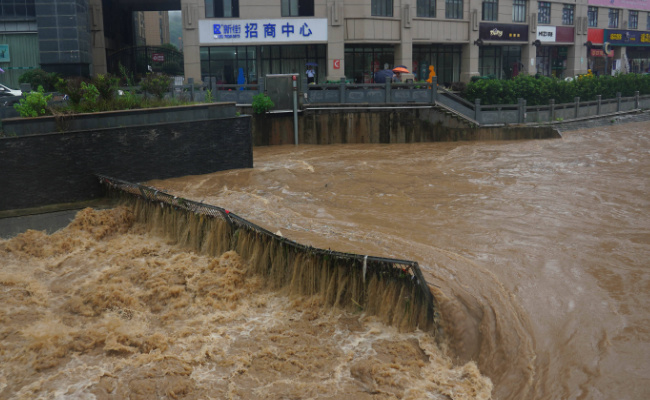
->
[604,29,650,46]
[199,18,327,45]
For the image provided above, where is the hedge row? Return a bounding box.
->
[464,73,650,106]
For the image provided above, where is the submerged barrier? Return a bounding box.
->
[97,174,440,334]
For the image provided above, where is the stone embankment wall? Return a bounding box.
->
[0,116,252,212]
[242,105,560,146]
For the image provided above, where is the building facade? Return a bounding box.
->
[4,0,650,89]
[180,0,595,86]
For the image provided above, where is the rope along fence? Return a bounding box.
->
[97,174,440,333]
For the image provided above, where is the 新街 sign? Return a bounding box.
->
[199,18,328,45]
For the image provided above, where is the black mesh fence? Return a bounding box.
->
[97,174,439,332]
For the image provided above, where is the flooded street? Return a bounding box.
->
[149,122,650,399]
[1,121,649,399]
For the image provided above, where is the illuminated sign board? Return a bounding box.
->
[199,18,328,45]
[479,23,529,42]
[605,29,650,46]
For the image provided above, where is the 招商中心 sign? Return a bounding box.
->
[199,18,327,45]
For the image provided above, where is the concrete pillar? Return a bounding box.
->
[395,2,414,71]
[567,0,589,77]
[522,43,536,76]
[326,1,345,82]
[462,43,478,83]
[89,0,107,75]
[462,2,481,83]
[181,0,202,83]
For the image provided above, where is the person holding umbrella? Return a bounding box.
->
[392,66,410,82]
[306,62,317,84]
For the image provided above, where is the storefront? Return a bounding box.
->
[586,29,609,76]
[198,18,327,84]
[476,23,528,79]
[412,45,462,87]
[344,45,394,84]
[604,29,650,74]
[534,26,574,78]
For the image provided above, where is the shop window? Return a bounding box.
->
[479,47,502,78]
[482,0,498,21]
[417,0,436,18]
[588,7,598,27]
[281,0,314,17]
[205,0,240,18]
[512,0,526,23]
[371,0,393,17]
[344,45,394,83]
[562,4,574,25]
[200,45,256,85]
[647,12,650,30]
[413,44,462,85]
[538,2,550,24]
[445,0,463,19]
[629,10,638,29]
[261,44,325,82]
[0,0,35,20]
[608,9,619,28]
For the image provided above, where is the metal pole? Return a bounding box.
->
[292,75,298,145]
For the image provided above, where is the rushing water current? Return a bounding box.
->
[2,122,649,399]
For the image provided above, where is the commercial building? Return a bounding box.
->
[3,0,650,89]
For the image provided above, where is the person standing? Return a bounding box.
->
[306,66,315,84]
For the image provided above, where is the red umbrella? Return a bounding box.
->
[392,67,409,74]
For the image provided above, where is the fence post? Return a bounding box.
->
[549,99,555,121]
[259,79,265,94]
[597,95,601,115]
[385,80,391,103]
[518,98,523,123]
[474,98,481,123]
[188,78,194,101]
[522,99,527,122]
[339,77,346,104]
[574,96,580,119]
[430,77,438,103]
[635,90,640,109]
[211,77,218,101]
[617,92,621,112]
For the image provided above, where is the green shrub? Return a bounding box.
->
[115,90,141,110]
[92,73,119,102]
[78,82,100,112]
[140,73,172,99]
[13,86,53,117]
[18,69,60,92]
[55,77,86,106]
[464,73,650,105]
[252,93,274,114]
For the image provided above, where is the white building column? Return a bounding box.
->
[326,1,345,81]
[181,0,202,83]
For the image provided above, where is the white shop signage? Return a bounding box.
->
[537,26,557,42]
[199,18,328,45]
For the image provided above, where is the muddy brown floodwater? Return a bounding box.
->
[2,121,649,399]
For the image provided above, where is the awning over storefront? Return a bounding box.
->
[587,29,604,45]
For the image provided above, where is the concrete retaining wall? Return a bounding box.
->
[0,116,252,211]
[2,102,237,136]
[244,105,560,146]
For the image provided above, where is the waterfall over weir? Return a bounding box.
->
[98,175,441,335]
